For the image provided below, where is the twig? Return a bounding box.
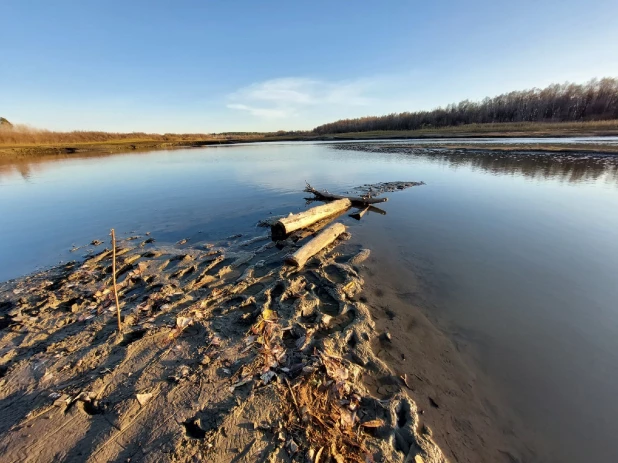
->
[110,228,122,332]
[284,377,302,419]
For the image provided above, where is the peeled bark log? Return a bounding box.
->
[304,183,387,206]
[286,223,346,268]
[288,207,349,243]
[272,199,351,239]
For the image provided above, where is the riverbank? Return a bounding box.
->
[2,120,618,158]
[321,120,618,140]
[0,180,534,462]
[0,220,534,462]
[0,138,269,158]
[0,214,451,462]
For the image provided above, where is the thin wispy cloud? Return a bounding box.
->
[226,104,289,118]
[227,77,375,119]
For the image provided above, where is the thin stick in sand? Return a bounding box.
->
[111,228,122,332]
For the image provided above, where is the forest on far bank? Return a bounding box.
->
[312,78,618,134]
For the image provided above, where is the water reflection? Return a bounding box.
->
[331,143,618,186]
[0,151,147,182]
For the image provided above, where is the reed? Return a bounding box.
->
[110,229,122,332]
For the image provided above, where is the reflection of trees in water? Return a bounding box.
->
[436,150,617,184]
[0,151,151,183]
[334,144,618,186]
[0,161,34,181]
[2,145,617,187]
[0,159,48,182]
[15,163,33,181]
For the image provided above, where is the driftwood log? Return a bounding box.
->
[304,183,387,206]
[288,207,349,243]
[286,222,346,268]
[272,199,351,239]
[350,207,369,220]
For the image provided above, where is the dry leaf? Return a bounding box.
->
[361,419,384,428]
[261,370,276,384]
[136,301,150,311]
[176,316,192,329]
[229,377,252,392]
[287,439,299,454]
[339,408,355,428]
[53,394,70,407]
[136,393,153,406]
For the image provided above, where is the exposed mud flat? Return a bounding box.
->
[0,225,447,462]
[331,142,618,182]
[355,249,537,463]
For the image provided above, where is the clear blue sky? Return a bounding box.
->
[2,0,617,133]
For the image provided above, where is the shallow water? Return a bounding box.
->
[2,141,618,462]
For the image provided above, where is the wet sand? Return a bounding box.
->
[356,245,538,462]
[0,194,548,463]
[0,202,448,462]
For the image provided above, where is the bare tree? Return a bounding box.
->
[313,78,618,134]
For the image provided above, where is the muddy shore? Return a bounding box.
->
[0,206,451,463]
[0,185,538,463]
[2,128,618,159]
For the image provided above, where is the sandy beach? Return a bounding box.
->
[0,185,457,463]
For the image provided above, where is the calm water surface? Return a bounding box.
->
[1,141,618,462]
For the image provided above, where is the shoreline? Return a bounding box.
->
[0,201,450,461]
[0,225,537,463]
[0,183,540,463]
[2,138,617,161]
[2,121,618,159]
[0,173,577,462]
[355,239,539,462]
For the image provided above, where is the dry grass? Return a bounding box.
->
[2,120,617,160]
[323,120,618,139]
[0,124,245,146]
[279,358,374,463]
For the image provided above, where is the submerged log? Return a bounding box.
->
[286,223,346,268]
[272,198,351,239]
[367,205,387,215]
[304,183,387,206]
[350,207,369,220]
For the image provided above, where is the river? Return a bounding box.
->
[1,140,618,462]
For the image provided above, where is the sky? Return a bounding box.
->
[1,0,618,133]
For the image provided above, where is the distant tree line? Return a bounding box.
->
[313,78,618,134]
